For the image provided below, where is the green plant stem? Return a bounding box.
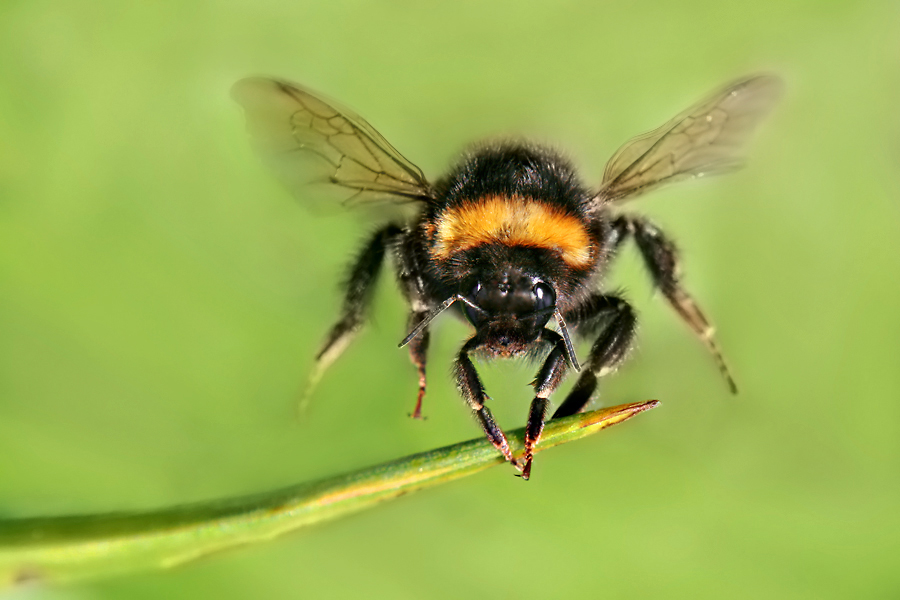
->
[0,400,658,588]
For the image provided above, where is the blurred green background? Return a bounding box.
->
[2,0,899,598]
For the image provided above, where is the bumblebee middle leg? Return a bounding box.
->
[552,294,637,419]
[404,309,430,419]
[396,236,433,420]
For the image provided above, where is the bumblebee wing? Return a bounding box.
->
[232,77,432,207]
[598,75,782,203]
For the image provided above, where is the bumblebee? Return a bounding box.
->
[232,75,781,479]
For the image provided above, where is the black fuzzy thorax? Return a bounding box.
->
[430,142,591,215]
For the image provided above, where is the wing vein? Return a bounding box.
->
[232,77,433,208]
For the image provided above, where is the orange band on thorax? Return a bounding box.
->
[431,195,593,268]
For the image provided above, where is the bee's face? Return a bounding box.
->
[462,268,556,332]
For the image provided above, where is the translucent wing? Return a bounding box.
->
[599,75,783,203]
[232,78,432,206]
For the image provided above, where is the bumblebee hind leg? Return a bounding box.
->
[300,224,404,413]
[616,215,737,393]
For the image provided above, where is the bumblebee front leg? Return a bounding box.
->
[617,215,737,393]
[520,329,570,480]
[553,294,637,418]
[455,336,517,466]
[301,224,403,409]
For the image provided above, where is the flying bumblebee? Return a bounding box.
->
[232,74,781,480]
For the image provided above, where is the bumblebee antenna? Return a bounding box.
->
[554,308,581,372]
[399,294,483,348]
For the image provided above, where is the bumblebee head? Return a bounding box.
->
[399,259,579,372]
[462,269,556,329]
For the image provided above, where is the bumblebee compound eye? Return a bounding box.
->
[464,282,484,326]
[533,282,556,313]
